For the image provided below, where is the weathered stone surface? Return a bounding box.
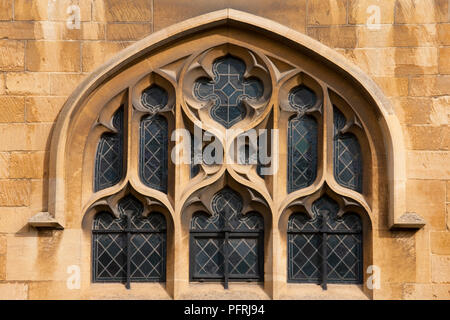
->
[308,26,357,48]
[402,283,432,300]
[373,77,409,97]
[0,207,33,233]
[0,123,53,151]
[307,0,347,25]
[406,180,446,230]
[0,235,6,280]
[407,152,450,180]
[6,230,81,281]
[432,255,450,283]
[357,25,437,48]
[438,24,450,45]
[0,40,25,72]
[431,232,450,255]
[0,283,28,299]
[9,152,46,179]
[0,0,12,21]
[6,73,50,95]
[153,0,307,32]
[93,0,153,22]
[26,41,80,72]
[0,180,30,206]
[50,73,87,96]
[106,23,151,41]
[0,40,25,71]
[439,48,450,74]
[25,97,65,123]
[0,96,25,123]
[348,0,395,24]
[82,41,130,72]
[0,153,9,178]
[395,0,448,24]
[14,0,91,21]
[406,126,447,151]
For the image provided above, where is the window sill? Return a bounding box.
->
[179,282,270,300]
[280,283,370,300]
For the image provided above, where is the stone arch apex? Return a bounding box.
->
[28,8,425,230]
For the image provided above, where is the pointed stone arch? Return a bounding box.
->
[28,8,425,299]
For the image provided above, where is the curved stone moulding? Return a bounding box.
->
[29,9,424,230]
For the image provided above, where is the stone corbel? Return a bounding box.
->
[28,212,64,230]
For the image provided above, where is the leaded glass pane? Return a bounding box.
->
[141,85,168,112]
[288,196,363,285]
[193,55,263,128]
[140,115,168,193]
[94,107,124,192]
[92,196,166,283]
[288,116,318,192]
[287,85,318,193]
[193,237,224,277]
[190,188,264,283]
[333,107,363,192]
[228,237,260,277]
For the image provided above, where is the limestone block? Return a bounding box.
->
[6,72,50,95]
[439,48,450,74]
[0,0,12,21]
[25,97,65,123]
[407,151,450,180]
[14,0,91,21]
[0,234,6,280]
[395,0,448,24]
[82,41,130,72]
[432,255,450,283]
[357,25,437,48]
[402,283,432,299]
[0,207,33,233]
[438,24,450,45]
[28,281,81,300]
[431,232,450,255]
[0,180,30,206]
[409,76,450,97]
[30,179,48,213]
[0,40,24,71]
[432,284,450,299]
[0,21,40,40]
[307,26,357,48]
[93,0,152,22]
[307,0,347,25]
[26,41,81,72]
[406,126,446,151]
[373,230,417,284]
[447,181,450,202]
[9,152,46,179]
[348,0,395,24]
[431,97,450,126]
[36,21,106,41]
[153,0,307,33]
[50,73,87,96]
[0,153,9,178]
[406,180,446,230]
[6,229,82,281]
[0,96,25,122]
[0,283,28,299]
[340,47,437,77]
[106,23,151,41]
[373,77,409,97]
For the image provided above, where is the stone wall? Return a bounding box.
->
[0,0,448,299]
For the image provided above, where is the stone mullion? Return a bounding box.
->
[323,86,334,183]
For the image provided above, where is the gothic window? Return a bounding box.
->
[333,107,363,192]
[190,188,264,288]
[193,55,263,129]
[92,195,166,287]
[288,86,318,192]
[287,196,363,289]
[94,107,124,192]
